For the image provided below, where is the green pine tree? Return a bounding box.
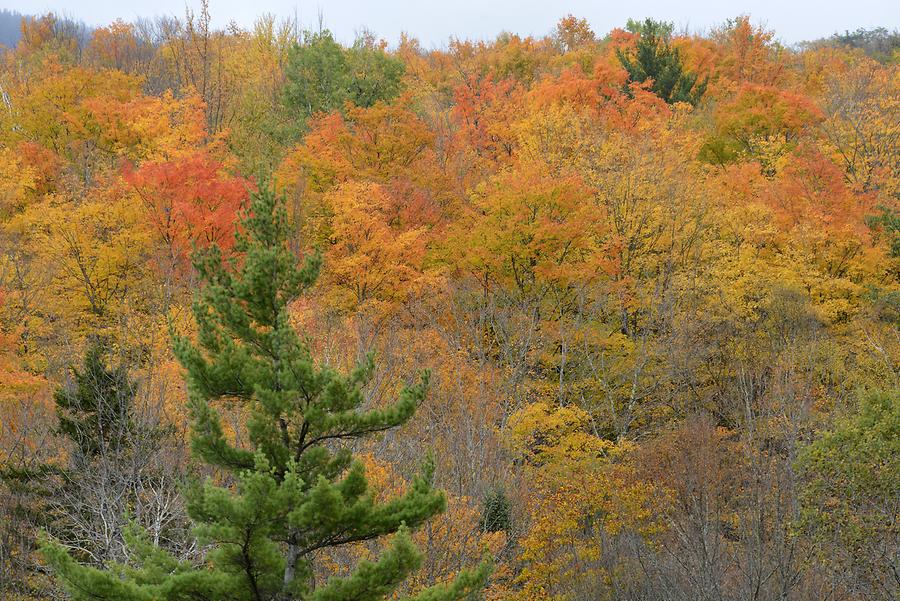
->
[41,180,490,600]
[617,18,707,105]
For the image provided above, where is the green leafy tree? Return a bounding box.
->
[346,33,405,110]
[284,30,350,123]
[41,181,489,600]
[283,30,405,127]
[795,389,900,597]
[617,18,706,105]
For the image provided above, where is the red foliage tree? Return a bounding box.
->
[124,152,252,271]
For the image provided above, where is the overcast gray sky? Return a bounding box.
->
[8,0,899,47]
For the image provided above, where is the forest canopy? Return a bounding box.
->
[0,6,898,601]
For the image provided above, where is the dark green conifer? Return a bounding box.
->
[54,340,137,459]
[42,181,489,600]
[617,18,707,105]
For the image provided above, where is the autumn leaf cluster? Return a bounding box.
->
[0,9,898,601]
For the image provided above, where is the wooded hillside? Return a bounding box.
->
[0,7,897,600]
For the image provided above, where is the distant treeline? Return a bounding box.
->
[0,9,26,48]
[803,27,900,62]
[0,9,92,50]
[0,8,897,60]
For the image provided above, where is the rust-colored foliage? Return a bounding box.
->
[124,152,252,268]
[0,10,897,601]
